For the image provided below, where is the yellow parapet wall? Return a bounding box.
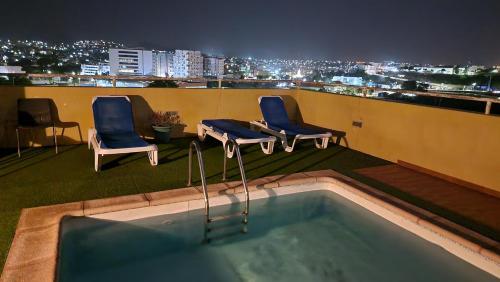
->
[296,89,500,193]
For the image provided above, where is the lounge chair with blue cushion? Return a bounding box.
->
[198,119,276,158]
[250,96,332,152]
[88,96,158,171]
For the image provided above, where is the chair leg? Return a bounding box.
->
[268,141,275,154]
[225,142,236,158]
[77,125,83,144]
[260,141,275,155]
[197,124,206,141]
[283,137,296,153]
[148,145,158,166]
[314,137,329,149]
[88,129,94,150]
[288,138,299,152]
[94,152,101,172]
[53,126,58,154]
[148,150,158,166]
[323,137,330,149]
[16,128,21,158]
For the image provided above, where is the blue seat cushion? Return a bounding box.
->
[259,96,291,128]
[202,119,269,140]
[259,97,329,137]
[97,132,150,149]
[268,123,328,136]
[93,97,135,134]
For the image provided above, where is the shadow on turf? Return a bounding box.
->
[0,145,80,177]
[203,141,347,183]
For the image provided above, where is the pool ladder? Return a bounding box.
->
[187,140,249,242]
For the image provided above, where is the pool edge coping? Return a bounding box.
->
[1,169,499,281]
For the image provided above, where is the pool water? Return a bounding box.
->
[58,190,497,282]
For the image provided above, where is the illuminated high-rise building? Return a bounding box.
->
[203,56,225,78]
[172,50,203,78]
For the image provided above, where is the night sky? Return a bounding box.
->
[1,0,499,64]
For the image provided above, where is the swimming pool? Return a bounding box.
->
[57,188,498,282]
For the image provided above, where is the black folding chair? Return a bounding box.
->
[16,98,58,157]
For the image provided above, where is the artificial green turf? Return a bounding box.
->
[0,138,498,273]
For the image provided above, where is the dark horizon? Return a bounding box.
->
[1,0,499,65]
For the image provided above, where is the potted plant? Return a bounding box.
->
[151,111,180,143]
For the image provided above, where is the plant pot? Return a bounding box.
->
[152,125,172,143]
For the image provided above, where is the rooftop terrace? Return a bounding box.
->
[0,85,499,275]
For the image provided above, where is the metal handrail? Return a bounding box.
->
[187,140,210,223]
[187,139,250,227]
[223,140,250,223]
[4,72,499,114]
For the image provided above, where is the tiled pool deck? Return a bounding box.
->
[357,164,500,238]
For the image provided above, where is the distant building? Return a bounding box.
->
[172,50,203,78]
[166,51,174,77]
[410,65,455,75]
[429,66,454,75]
[455,66,467,75]
[418,65,484,76]
[240,63,253,78]
[109,48,154,76]
[466,65,485,76]
[332,76,363,86]
[80,64,110,75]
[380,64,399,73]
[0,66,25,74]
[152,51,167,77]
[356,63,381,75]
[203,56,225,77]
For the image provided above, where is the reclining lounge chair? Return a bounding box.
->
[88,96,158,171]
[250,96,332,152]
[198,119,276,158]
